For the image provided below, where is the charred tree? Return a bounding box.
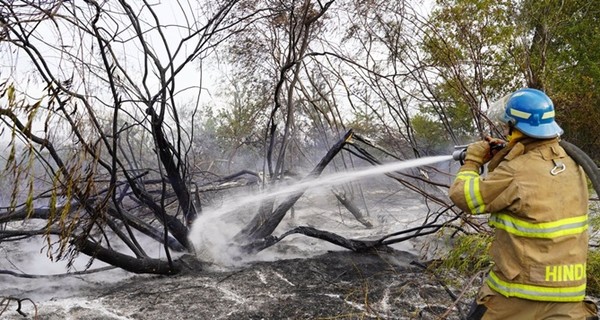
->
[236,130,354,245]
[0,1,247,275]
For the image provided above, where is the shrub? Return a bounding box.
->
[437,233,492,276]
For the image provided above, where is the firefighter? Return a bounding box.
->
[449,88,599,319]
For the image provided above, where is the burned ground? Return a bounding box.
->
[2,250,475,320]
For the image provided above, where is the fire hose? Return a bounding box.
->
[560,140,600,198]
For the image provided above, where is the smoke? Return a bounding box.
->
[0,155,454,307]
[188,155,453,267]
[0,220,171,302]
[0,232,131,302]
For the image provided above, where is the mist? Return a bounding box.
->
[189,155,452,266]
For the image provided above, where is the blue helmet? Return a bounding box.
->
[502,88,563,139]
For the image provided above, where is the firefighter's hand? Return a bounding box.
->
[485,136,507,156]
[464,141,492,166]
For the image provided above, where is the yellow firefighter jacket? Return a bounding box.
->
[449,137,589,302]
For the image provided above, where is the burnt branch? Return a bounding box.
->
[73,238,183,275]
[0,297,37,319]
[237,129,354,243]
[245,206,460,254]
[333,191,373,228]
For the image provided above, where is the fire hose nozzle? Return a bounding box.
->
[452,145,468,162]
[452,141,507,162]
[452,148,466,161]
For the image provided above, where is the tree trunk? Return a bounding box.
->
[236,130,354,244]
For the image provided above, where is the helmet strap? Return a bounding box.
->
[506,123,524,143]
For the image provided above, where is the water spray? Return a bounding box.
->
[190,155,454,266]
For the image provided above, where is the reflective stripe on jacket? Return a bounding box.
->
[449,138,589,302]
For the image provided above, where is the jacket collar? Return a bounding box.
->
[488,137,560,171]
[514,137,560,153]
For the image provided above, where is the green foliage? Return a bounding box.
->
[411,113,449,154]
[589,200,600,296]
[519,0,600,159]
[421,0,521,140]
[440,235,600,297]
[587,248,600,296]
[215,102,263,148]
[346,108,383,141]
[427,0,516,68]
[213,81,269,155]
[434,231,600,300]
[420,0,600,159]
[438,233,492,276]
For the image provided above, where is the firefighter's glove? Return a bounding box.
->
[464,141,492,166]
[486,136,507,155]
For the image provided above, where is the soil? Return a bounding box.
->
[1,250,475,320]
